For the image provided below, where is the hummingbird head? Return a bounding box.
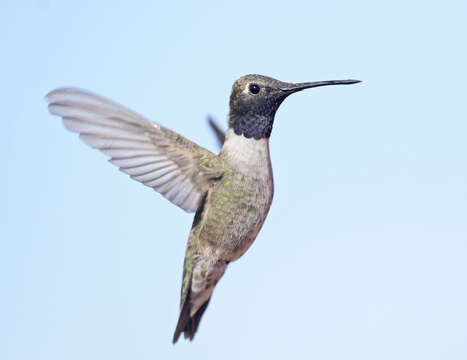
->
[228,74,360,140]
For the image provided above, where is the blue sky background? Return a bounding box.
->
[2,1,467,359]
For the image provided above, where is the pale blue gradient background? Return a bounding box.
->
[2,1,467,359]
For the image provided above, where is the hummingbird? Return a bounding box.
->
[45,74,360,343]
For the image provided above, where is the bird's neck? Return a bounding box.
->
[228,112,274,139]
[220,128,272,175]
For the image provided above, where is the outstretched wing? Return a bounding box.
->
[46,87,224,213]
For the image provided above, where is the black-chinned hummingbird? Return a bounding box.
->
[45,74,360,343]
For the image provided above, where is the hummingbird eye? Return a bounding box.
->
[248,83,260,94]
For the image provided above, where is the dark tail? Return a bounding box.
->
[172,292,211,343]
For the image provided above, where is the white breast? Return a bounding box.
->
[219,129,275,261]
[220,128,273,179]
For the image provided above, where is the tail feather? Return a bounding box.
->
[173,291,211,343]
[172,256,227,343]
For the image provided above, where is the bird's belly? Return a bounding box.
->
[200,174,273,261]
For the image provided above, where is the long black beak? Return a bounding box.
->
[281,79,361,93]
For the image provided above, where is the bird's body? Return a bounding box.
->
[211,128,274,263]
[45,74,359,343]
[174,129,274,340]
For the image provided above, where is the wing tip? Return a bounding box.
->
[45,87,78,102]
[45,87,103,107]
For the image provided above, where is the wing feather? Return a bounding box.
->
[46,87,225,213]
[109,155,167,168]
